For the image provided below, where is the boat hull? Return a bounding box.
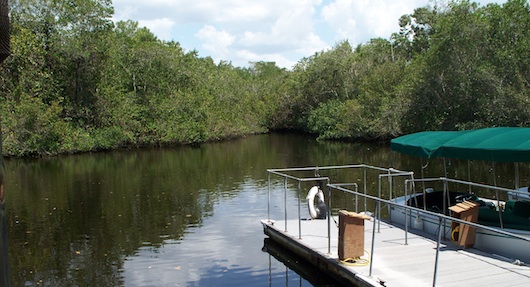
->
[389,197,530,264]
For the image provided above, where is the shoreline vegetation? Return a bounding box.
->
[1,0,530,158]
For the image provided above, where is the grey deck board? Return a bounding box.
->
[262,216,530,286]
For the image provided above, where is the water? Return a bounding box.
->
[2,133,530,286]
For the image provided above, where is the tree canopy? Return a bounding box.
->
[1,0,530,156]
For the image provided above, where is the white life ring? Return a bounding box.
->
[306,186,327,219]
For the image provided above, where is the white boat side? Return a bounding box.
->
[265,164,530,286]
[389,193,530,263]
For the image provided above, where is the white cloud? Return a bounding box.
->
[321,0,427,45]
[112,4,138,22]
[297,33,330,55]
[188,0,329,67]
[122,183,272,286]
[195,25,236,56]
[138,18,175,41]
[111,0,508,68]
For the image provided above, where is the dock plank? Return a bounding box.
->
[262,217,530,287]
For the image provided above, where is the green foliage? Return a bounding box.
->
[393,6,438,60]
[284,41,357,130]
[1,0,288,156]
[308,99,363,140]
[2,0,530,156]
[281,0,530,140]
[290,38,407,139]
[402,0,530,132]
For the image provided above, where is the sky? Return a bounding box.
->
[111,0,507,69]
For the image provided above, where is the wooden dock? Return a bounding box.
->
[261,217,530,287]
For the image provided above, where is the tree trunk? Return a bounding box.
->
[0,0,9,62]
[0,1,10,285]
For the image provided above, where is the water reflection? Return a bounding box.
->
[263,238,346,287]
[4,134,327,286]
[1,172,11,286]
[3,133,530,286]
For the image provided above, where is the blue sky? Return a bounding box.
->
[112,0,507,69]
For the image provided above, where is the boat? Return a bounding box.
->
[389,127,530,263]
[263,164,530,285]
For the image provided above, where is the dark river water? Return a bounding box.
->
[2,133,529,286]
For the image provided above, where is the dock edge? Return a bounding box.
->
[260,219,383,287]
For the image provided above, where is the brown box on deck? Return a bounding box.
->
[338,210,370,260]
[449,201,479,248]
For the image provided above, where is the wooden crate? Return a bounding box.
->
[449,201,479,248]
[338,210,371,260]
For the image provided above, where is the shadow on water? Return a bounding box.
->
[262,238,349,287]
[3,133,530,286]
[4,133,366,286]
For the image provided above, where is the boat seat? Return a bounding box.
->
[478,205,530,231]
[512,201,530,218]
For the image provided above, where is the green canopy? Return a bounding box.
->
[391,127,530,162]
[390,130,468,159]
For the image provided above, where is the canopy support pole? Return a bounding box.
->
[515,163,519,190]
[443,158,449,238]
[468,160,471,193]
[492,162,504,229]
[443,158,450,212]
[443,158,447,178]
[420,158,426,210]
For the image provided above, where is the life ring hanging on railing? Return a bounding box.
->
[306,186,327,219]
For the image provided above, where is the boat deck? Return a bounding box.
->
[261,217,530,287]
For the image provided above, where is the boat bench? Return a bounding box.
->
[478,201,530,231]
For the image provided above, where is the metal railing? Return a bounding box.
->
[330,181,530,286]
[400,177,530,232]
[266,164,530,287]
[266,164,412,253]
